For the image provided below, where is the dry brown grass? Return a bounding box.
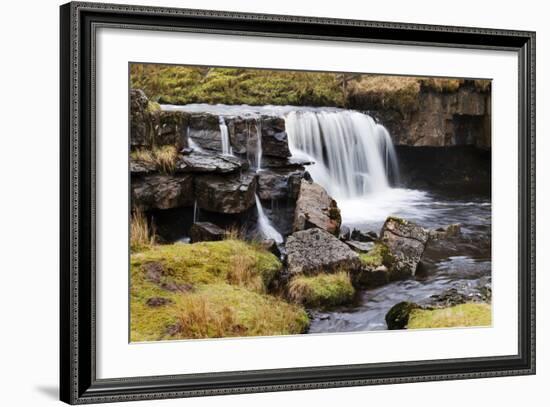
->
[420,78,463,92]
[130,208,156,252]
[174,295,242,339]
[348,75,420,112]
[131,145,179,173]
[227,253,265,292]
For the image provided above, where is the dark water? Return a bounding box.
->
[309,190,491,333]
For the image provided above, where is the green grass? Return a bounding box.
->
[130,240,309,341]
[407,303,491,329]
[131,64,492,110]
[359,243,392,268]
[287,271,355,308]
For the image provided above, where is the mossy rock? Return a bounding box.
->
[385,301,420,330]
[287,271,355,308]
[407,303,491,329]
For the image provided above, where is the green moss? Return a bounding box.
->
[407,303,491,329]
[130,64,345,107]
[146,100,161,113]
[130,240,309,341]
[288,271,355,308]
[359,243,392,268]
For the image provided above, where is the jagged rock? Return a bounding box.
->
[293,180,342,235]
[130,89,154,148]
[188,114,223,151]
[260,116,291,158]
[351,229,378,242]
[130,159,157,175]
[429,223,462,240]
[257,168,304,200]
[189,222,225,243]
[151,111,188,149]
[339,225,351,241]
[380,217,429,277]
[286,228,361,276]
[346,240,375,253]
[385,301,420,330]
[175,151,243,174]
[131,174,193,210]
[261,156,315,169]
[194,172,257,214]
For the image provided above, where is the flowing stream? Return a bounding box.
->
[164,104,491,332]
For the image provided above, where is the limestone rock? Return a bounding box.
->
[194,172,257,214]
[286,228,360,276]
[293,180,341,235]
[189,222,225,243]
[131,174,193,210]
[380,217,429,277]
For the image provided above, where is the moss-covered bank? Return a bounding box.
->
[407,303,491,329]
[287,271,355,308]
[131,240,309,341]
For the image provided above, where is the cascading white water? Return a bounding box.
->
[193,200,199,223]
[285,110,399,199]
[246,118,263,171]
[218,116,233,156]
[255,194,283,243]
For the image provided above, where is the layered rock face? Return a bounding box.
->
[130,89,310,239]
[366,83,491,149]
[293,180,342,235]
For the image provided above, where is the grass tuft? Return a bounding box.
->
[130,208,156,252]
[131,145,178,173]
[287,271,355,308]
[407,303,491,329]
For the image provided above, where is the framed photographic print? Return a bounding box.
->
[60,1,536,404]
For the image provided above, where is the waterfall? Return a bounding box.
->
[246,118,263,171]
[219,116,233,155]
[285,110,399,199]
[255,194,283,243]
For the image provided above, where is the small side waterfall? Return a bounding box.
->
[219,116,233,156]
[246,118,263,171]
[255,194,283,243]
[193,200,199,223]
[285,110,399,199]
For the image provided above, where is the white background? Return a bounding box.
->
[0,0,546,406]
[97,29,518,378]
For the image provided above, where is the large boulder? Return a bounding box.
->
[194,172,257,214]
[175,151,243,174]
[286,228,361,276]
[256,168,304,200]
[380,217,429,277]
[293,180,341,235]
[131,174,193,210]
[189,222,225,243]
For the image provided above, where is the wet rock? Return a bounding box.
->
[175,151,243,174]
[286,228,361,276]
[257,168,305,200]
[351,229,378,242]
[188,113,223,151]
[194,172,257,214]
[380,217,429,277]
[260,116,291,158]
[293,180,342,235]
[259,239,281,257]
[261,156,315,169]
[131,174,194,210]
[189,222,225,243]
[146,297,173,307]
[346,240,375,253]
[339,225,351,241]
[385,301,420,330]
[429,223,462,240]
[130,159,157,175]
[152,111,188,149]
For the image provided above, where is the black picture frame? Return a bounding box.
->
[60,1,536,404]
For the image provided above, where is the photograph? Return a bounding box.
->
[129,64,493,342]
